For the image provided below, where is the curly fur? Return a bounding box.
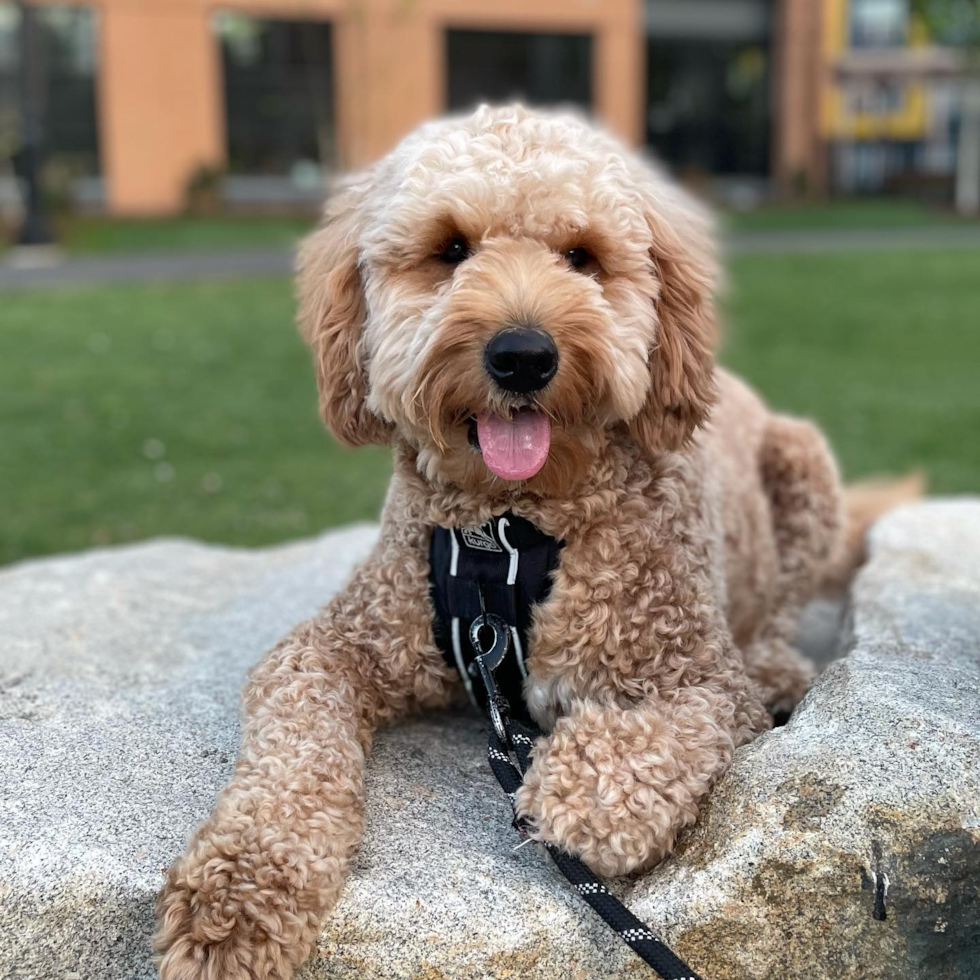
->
[155,105,849,979]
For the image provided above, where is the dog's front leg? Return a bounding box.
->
[154,525,451,980]
[516,486,771,879]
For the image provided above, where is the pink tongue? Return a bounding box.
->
[476,409,551,481]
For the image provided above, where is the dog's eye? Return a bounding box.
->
[564,247,594,271]
[437,235,470,265]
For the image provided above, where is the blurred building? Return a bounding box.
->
[825,0,964,195]
[0,0,966,215]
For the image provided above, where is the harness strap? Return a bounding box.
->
[486,718,703,980]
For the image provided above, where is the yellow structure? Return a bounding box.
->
[822,0,929,142]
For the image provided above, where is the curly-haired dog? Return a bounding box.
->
[155,105,849,979]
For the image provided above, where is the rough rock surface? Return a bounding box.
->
[1,501,978,979]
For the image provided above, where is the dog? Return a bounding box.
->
[155,104,855,980]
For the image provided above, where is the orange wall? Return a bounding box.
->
[97,1,225,214]
[772,0,828,194]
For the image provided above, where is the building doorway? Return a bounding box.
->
[645,0,773,183]
[446,29,592,114]
[213,13,335,207]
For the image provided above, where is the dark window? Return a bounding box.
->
[0,3,100,178]
[215,14,335,177]
[646,40,770,176]
[446,29,592,113]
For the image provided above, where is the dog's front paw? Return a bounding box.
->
[155,864,283,980]
[515,700,734,877]
[154,830,316,980]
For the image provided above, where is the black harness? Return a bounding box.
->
[429,514,704,980]
[429,512,562,724]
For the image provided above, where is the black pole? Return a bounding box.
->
[16,0,54,247]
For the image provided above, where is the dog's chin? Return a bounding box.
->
[411,416,605,499]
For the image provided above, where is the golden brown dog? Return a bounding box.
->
[155,105,849,979]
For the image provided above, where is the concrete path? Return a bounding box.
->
[2,226,979,291]
[0,247,294,291]
[725,224,980,255]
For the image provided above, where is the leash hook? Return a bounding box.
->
[470,581,512,744]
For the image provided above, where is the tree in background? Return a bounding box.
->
[914,0,980,213]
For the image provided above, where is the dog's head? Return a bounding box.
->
[298,105,717,495]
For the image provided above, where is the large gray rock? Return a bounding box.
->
[1,501,978,979]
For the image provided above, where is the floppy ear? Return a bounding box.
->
[296,177,391,447]
[628,175,718,455]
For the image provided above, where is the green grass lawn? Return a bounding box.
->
[723,249,979,492]
[1,278,390,566]
[2,247,978,566]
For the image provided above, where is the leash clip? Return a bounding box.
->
[468,611,510,672]
[474,653,510,744]
[469,602,512,743]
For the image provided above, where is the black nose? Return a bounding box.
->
[484,328,558,394]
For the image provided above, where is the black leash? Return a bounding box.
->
[474,652,703,980]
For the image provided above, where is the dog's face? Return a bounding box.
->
[298,106,717,496]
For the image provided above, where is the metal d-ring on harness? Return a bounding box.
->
[468,588,703,980]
